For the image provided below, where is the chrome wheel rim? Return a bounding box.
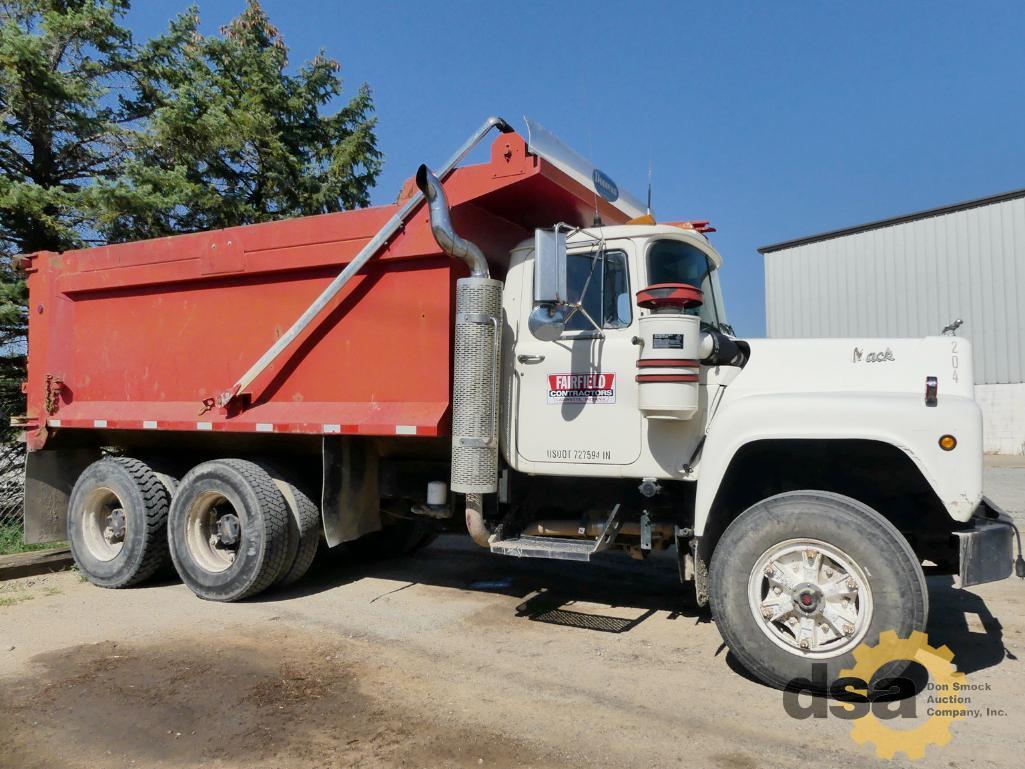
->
[80,486,127,562]
[747,538,873,659]
[185,491,243,574]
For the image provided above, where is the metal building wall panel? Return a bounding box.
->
[764,195,1025,385]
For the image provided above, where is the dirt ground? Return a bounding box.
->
[1,460,1023,769]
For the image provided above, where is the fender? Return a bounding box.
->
[693,391,983,535]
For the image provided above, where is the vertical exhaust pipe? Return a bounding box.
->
[415,166,502,547]
[416,166,490,279]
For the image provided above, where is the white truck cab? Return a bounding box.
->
[503,222,983,524]
[439,204,1018,691]
[505,224,724,477]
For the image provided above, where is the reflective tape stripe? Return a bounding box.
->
[635,373,700,383]
[395,425,417,435]
[143,420,158,429]
[197,421,213,430]
[636,359,700,368]
[255,423,274,433]
[93,419,108,428]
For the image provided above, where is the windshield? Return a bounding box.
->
[646,239,725,329]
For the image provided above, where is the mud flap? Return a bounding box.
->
[321,436,381,548]
[24,448,102,544]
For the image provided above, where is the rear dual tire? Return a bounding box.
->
[67,457,173,588]
[168,459,290,602]
[272,476,320,587]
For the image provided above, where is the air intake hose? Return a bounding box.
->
[699,329,747,367]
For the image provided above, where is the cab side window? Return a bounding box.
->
[564,250,631,332]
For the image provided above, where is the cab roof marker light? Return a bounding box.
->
[666,220,717,234]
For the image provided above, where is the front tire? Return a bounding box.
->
[709,491,927,690]
[168,459,289,602]
[67,457,172,588]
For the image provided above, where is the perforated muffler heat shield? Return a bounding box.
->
[451,277,503,493]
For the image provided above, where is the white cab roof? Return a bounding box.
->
[566,224,724,268]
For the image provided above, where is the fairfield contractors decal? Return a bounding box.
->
[547,372,617,404]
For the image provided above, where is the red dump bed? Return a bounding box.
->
[21,131,631,450]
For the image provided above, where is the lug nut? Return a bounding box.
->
[764,564,774,576]
[762,608,773,619]
[824,567,833,578]
[773,586,782,595]
[799,639,810,649]
[844,624,855,636]
[846,578,857,590]
[820,623,829,632]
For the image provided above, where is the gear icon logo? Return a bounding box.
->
[840,629,967,761]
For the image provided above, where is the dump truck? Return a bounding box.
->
[17,117,1020,689]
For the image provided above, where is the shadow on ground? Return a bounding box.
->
[924,575,1013,675]
[167,533,1016,694]
[256,534,706,634]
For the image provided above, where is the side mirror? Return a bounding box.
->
[530,229,568,341]
[533,228,567,304]
[528,304,567,342]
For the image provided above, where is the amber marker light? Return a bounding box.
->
[938,435,957,451]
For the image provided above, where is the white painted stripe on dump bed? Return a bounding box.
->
[322,424,341,434]
[48,419,61,427]
[143,420,158,429]
[93,419,108,428]
[197,421,213,431]
[395,425,417,435]
[255,423,274,433]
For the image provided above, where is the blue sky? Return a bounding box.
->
[127,1,1025,336]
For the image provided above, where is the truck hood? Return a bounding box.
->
[729,336,973,400]
[704,335,983,523]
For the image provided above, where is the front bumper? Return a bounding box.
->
[953,497,1017,588]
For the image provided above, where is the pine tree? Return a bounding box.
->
[96,0,382,241]
[0,1,381,437]
[0,0,172,437]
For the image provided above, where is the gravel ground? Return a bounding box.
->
[0,459,1022,769]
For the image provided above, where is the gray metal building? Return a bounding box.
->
[759,188,1025,455]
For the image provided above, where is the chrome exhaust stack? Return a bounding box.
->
[416,166,490,279]
[415,167,502,546]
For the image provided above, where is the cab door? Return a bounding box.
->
[513,240,642,466]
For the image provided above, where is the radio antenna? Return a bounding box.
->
[646,157,653,216]
[589,127,601,226]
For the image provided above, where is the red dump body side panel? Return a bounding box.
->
[22,132,630,449]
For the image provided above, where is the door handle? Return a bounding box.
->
[517,354,545,363]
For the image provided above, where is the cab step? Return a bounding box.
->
[490,535,597,561]
[488,504,624,562]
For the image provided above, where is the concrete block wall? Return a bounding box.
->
[976,383,1025,455]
